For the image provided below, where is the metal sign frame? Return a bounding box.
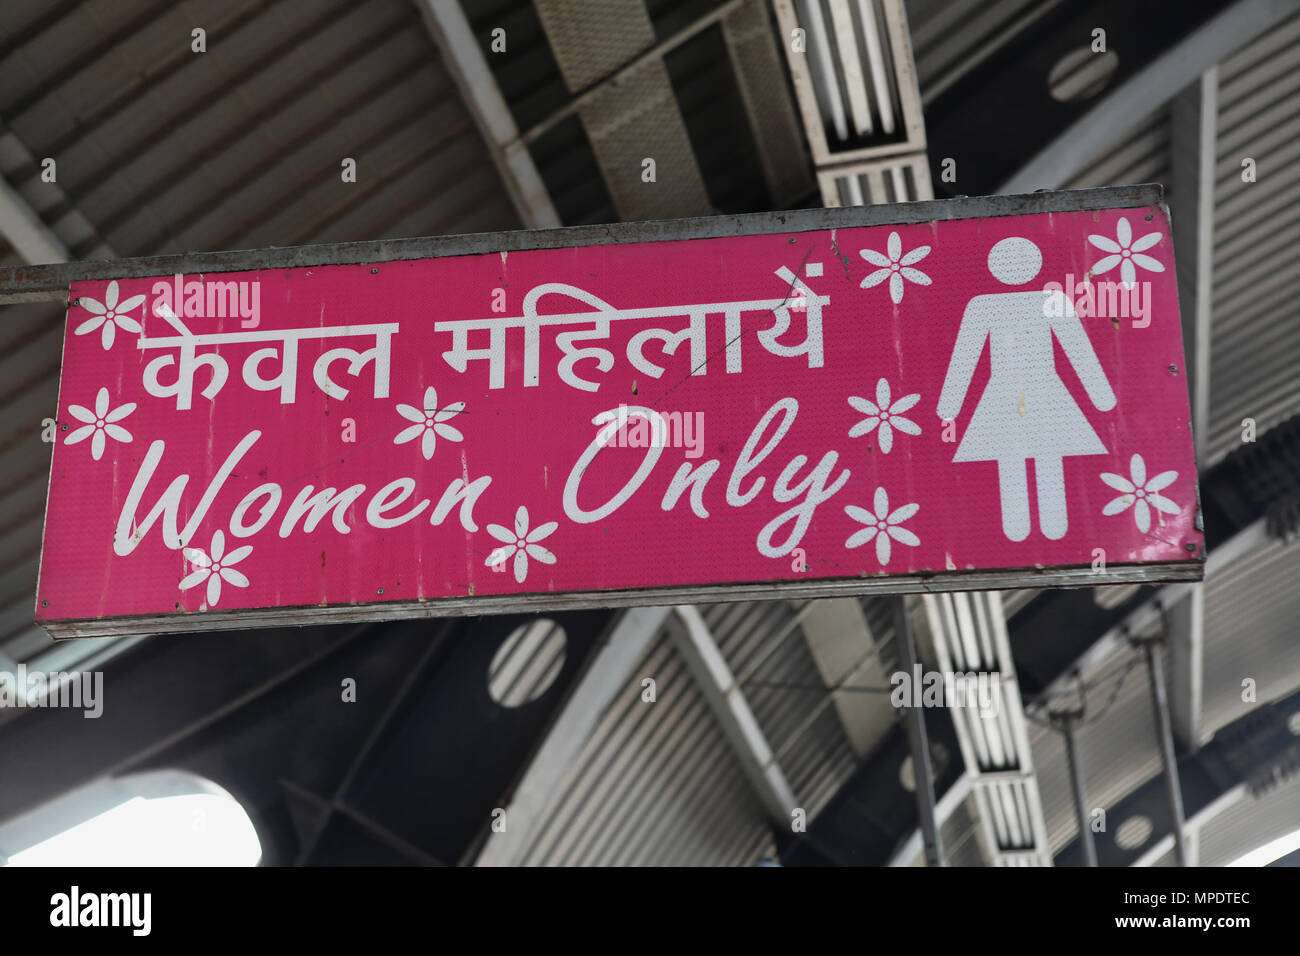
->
[2,184,1205,638]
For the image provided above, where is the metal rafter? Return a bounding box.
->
[798,598,893,758]
[1164,68,1219,775]
[1000,0,1300,193]
[473,606,671,866]
[668,605,797,827]
[1028,521,1266,712]
[0,175,68,265]
[414,0,561,228]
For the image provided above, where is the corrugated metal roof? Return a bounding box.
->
[1199,772,1300,866]
[1025,526,1300,859]
[1202,535,1300,742]
[0,298,61,662]
[905,0,1061,104]
[703,599,858,820]
[516,600,871,864]
[900,791,987,865]
[0,0,518,253]
[1206,12,1300,465]
[1029,645,1163,854]
[943,793,987,864]
[1016,15,1300,861]
[520,626,776,866]
[1063,107,1171,191]
[0,0,519,665]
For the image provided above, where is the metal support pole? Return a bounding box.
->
[1059,715,1098,867]
[894,595,944,866]
[1141,637,1189,866]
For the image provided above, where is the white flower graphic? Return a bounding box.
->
[860,231,931,303]
[394,386,465,460]
[847,379,921,453]
[1088,217,1165,289]
[1100,454,1179,533]
[845,487,920,565]
[485,506,558,584]
[65,387,136,461]
[180,530,252,607]
[74,280,145,350]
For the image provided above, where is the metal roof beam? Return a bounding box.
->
[414,0,561,228]
[0,175,67,265]
[1164,67,1219,757]
[1170,68,1218,463]
[520,0,749,146]
[531,0,712,221]
[1000,0,1300,193]
[798,598,893,758]
[1030,520,1267,709]
[1056,685,1300,865]
[473,605,671,866]
[0,122,116,264]
[668,605,796,826]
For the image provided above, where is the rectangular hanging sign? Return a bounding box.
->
[35,185,1203,637]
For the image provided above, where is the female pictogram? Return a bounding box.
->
[936,237,1115,541]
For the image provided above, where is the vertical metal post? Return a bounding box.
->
[1059,715,1097,867]
[894,595,944,866]
[1142,638,1189,866]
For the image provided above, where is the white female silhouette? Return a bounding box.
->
[936,237,1115,541]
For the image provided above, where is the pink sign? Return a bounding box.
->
[38,197,1202,636]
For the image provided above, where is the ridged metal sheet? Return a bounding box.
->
[943,793,987,864]
[1032,530,1300,859]
[702,599,858,820]
[0,298,60,661]
[514,599,866,863]
[904,0,1060,104]
[898,791,988,865]
[577,55,714,220]
[1205,12,1300,465]
[532,0,716,222]
[0,0,519,257]
[1202,535,1300,741]
[1198,773,1300,866]
[1063,107,1171,190]
[1000,588,1040,618]
[1029,645,1163,854]
[533,0,657,92]
[519,627,775,866]
[474,0,798,223]
[721,0,815,206]
[487,618,567,708]
[0,0,519,664]
[859,595,898,669]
